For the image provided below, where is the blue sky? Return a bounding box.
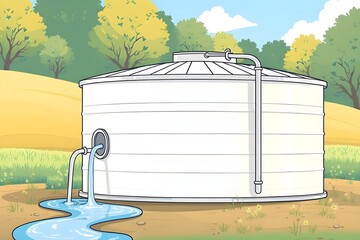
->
[154,0,327,47]
[30,0,360,48]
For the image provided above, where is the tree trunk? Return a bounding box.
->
[351,88,360,109]
[124,55,130,69]
[306,65,310,76]
[3,52,12,70]
[54,71,59,79]
[3,59,10,70]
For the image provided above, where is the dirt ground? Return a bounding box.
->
[1,179,360,240]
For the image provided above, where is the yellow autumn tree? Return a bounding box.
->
[284,34,321,76]
[89,0,169,69]
[213,32,242,53]
[0,0,47,70]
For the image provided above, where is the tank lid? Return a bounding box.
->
[79,51,327,88]
[173,51,236,63]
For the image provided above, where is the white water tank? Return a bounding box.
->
[79,51,327,202]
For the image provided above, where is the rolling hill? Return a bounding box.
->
[0,70,359,151]
[0,71,81,151]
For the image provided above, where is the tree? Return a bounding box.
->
[213,32,242,53]
[157,11,180,62]
[259,40,289,70]
[34,0,104,81]
[237,39,260,64]
[176,18,213,51]
[238,39,260,56]
[284,34,321,76]
[311,7,360,109]
[0,0,47,70]
[89,0,169,69]
[40,35,73,79]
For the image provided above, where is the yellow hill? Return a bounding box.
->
[325,102,360,145]
[1,71,359,150]
[0,70,81,151]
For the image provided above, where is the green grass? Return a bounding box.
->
[138,231,360,240]
[325,145,360,180]
[0,148,82,189]
[7,201,24,213]
[218,223,230,233]
[0,145,359,189]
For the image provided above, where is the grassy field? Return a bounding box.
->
[325,145,360,180]
[0,145,359,189]
[0,148,82,189]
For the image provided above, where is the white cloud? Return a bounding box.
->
[197,6,257,33]
[282,0,360,45]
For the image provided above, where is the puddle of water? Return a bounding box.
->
[13,145,142,239]
[13,198,142,240]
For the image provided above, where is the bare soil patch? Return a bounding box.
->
[1,179,360,239]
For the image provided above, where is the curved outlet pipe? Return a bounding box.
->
[65,147,91,205]
[65,129,110,204]
[205,49,263,194]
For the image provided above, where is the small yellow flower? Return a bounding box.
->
[22,190,28,195]
[332,204,337,211]
[328,198,333,202]
[303,220,309,226]
[256,204,262,211]
[344,192,349,197]
[290,205,295,210]
[237,218,243,224]
[246,207,251,213]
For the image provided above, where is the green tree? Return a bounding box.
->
[40,35,73,79]
[176,18,214,51]
[34,0,105,81]
[284,34,321,76]
[89,0,169,69]
[311,7,360,109]
[213,32,242,53]
[259,40,289,70]
[238,39,260,57]
[0,0,47,70]
[157,11,180,62]
[237,39,260,65]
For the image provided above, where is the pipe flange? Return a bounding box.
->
[91,129,110,159]
[224,48,232,61]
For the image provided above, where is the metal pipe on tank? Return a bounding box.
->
[204,49,263,194]
[66,147,91,204]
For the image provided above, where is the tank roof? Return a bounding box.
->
[80,52,327,87]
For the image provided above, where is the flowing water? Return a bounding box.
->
[13,145,142,240]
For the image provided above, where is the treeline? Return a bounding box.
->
[0,0,359,109]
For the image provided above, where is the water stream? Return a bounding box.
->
[13,145,142,240]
